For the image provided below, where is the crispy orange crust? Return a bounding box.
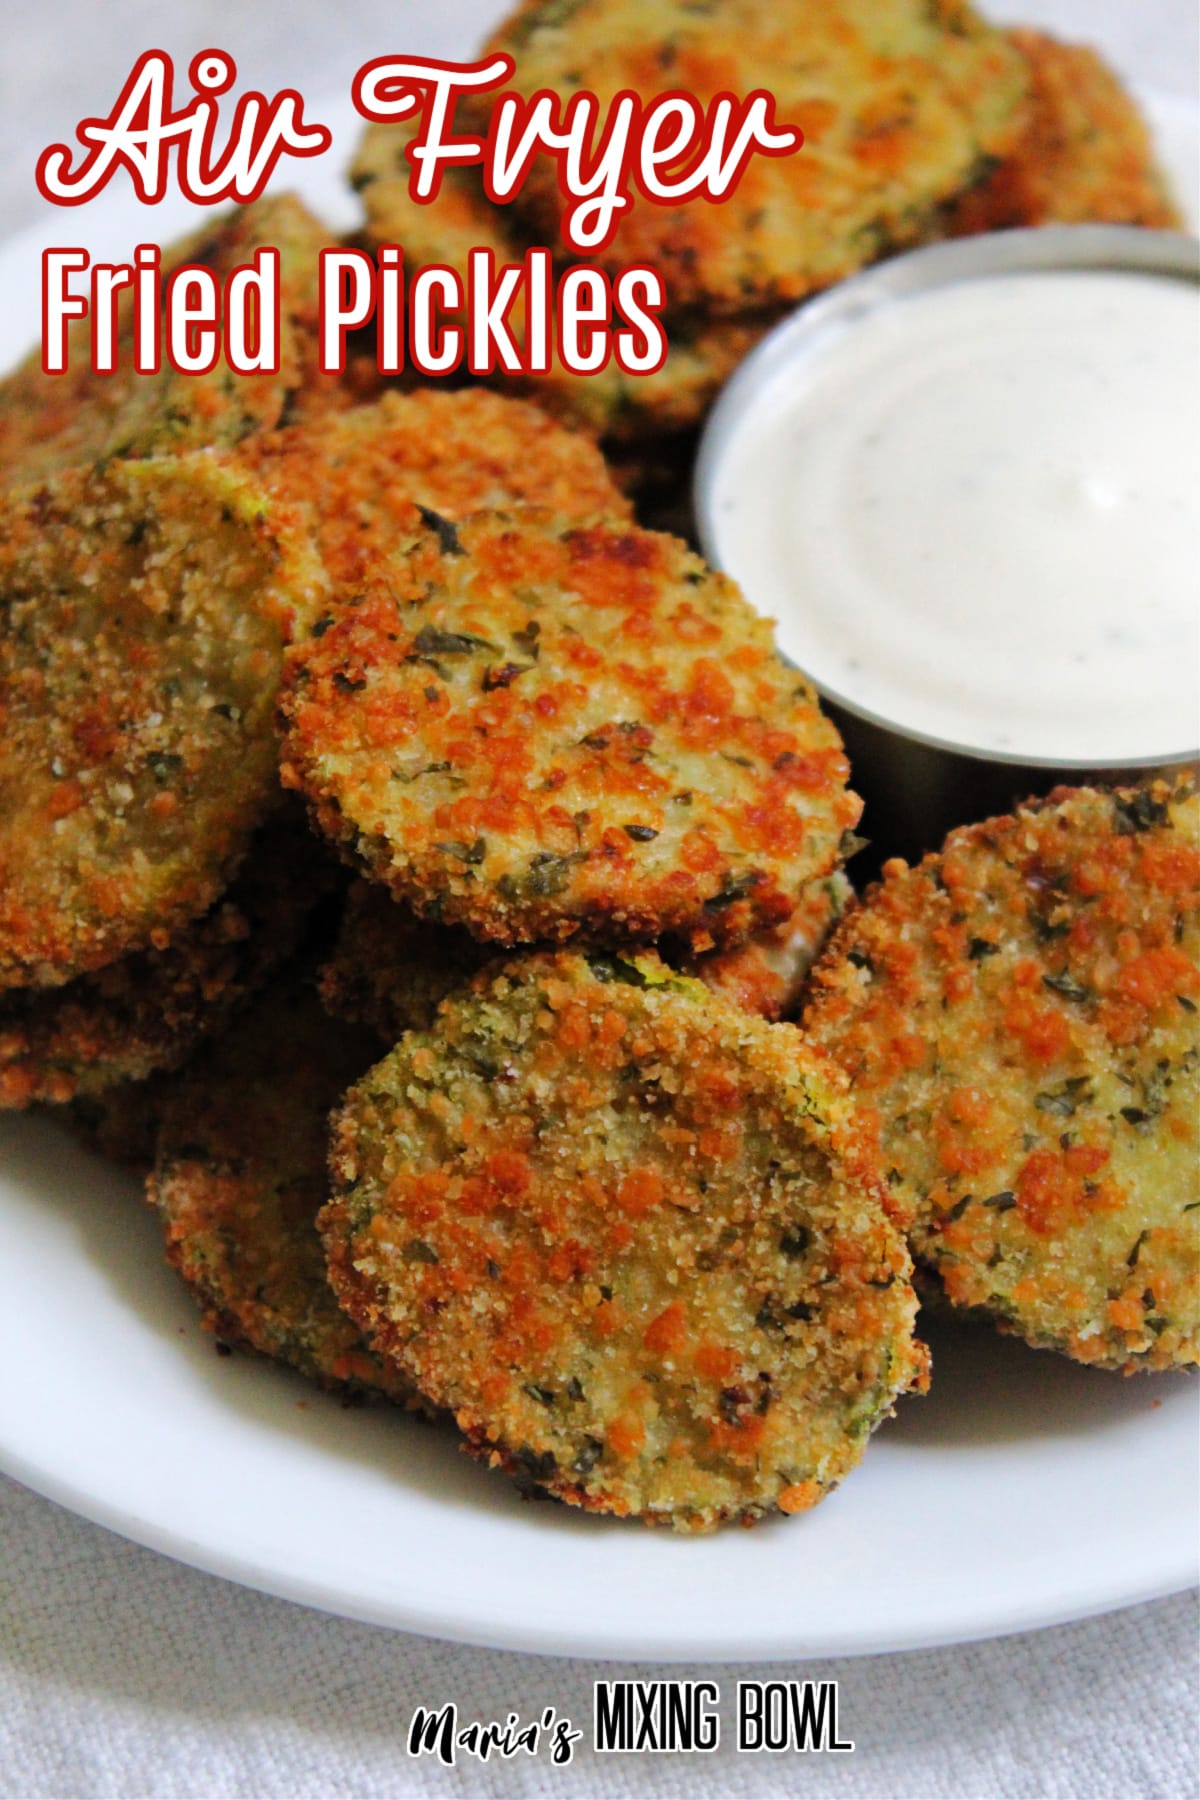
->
[0,196,329,488]
[235,388,629,605]
[279,510,859,950]
[0,456,304,989]
[322,951,925,1529]
[150,974,419,1402]
[0,810,337,1108]
[804,780,1200,1371]
[948,29,1181,234]
[466,0,1030,317]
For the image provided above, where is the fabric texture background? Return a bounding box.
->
[1,3,1197,1796]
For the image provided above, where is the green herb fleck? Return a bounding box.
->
[1043,971,1091,1003]
[434,837,487,865]
[1035,1077,1093,1117]
[779,1225,810,1259]
[1113,789,1169,834]
[403,1239,439,1264]
[416,506,464,556]
[410,624,495,659]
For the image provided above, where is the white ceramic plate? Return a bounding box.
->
[0,72,1197,1662]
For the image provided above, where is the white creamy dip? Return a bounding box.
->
[707,268,1199,764]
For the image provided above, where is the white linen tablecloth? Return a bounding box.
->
[1,3,1197,1796]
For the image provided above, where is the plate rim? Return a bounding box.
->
[0,76,1197,1664]
[3,1435,1195,1662]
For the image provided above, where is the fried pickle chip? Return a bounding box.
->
[0,455,307,988]
[464,0,1029,317]
[323,950,925,1528]
[1,811,337,1107]
[686,871,853,1022]
[318,879,490,1040]
[64,1073,177,1175]
[319,867,851,1040]
[948,29,1181,235]
[0,196,328,487]
[804,780,1200,1372]
[280,510,859,949]
[150,974,417,1400]
[346,152,768,444]
[237,388,629,597]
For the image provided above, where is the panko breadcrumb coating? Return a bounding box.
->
[0,455,309,989]
[948,29,1181,234]
[0,196,328,488]
[804,781,1200,1372]
[150,975,418,1401]
[465,0,1030,317]
[323,951,926,1529]
[280,509,859,950]
[236,388,629,600]
[0,811,337,1108]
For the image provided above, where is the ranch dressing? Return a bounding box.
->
[709,268,1199,764]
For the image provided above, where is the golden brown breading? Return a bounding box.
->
[0,456,309,989]
[0,810,338,1108]
[947,29,1181,234]
[804,780,1200,1372]
[279,509,860,950]
[464,0,1030,316]
[322,950,926,1528]
[235,387,629,599]
[150,973,419,1401]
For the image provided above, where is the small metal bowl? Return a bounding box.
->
[695,225,1200,864]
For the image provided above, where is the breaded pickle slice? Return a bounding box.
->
[321,870,852,1041]
[466,0,1029,316]
[65,1073,177,1175]
[150,975,416,1400]
[238,388,629,597]
[0,811,335,1107]
[319,879,490,1040]
[0,455,304,988]
[948,30,1181,234]
[686,871,853,1022]
[280,510,859,949]
[804,781,1200,1372]
[0,196,328,487]
[346,151,768,444]
[323,951,925,1529]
